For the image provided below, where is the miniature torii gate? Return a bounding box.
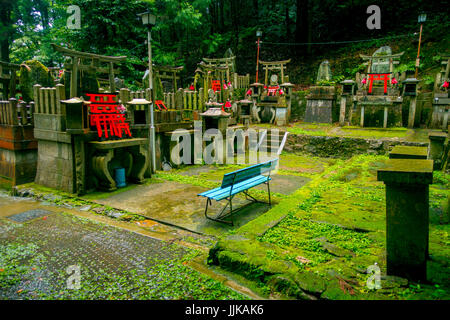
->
[52,44,127,98]
[359,52,403,94]
[0,61,20,99]
[154,65,184,92]
[259,59,291,86]
[197,61,232,103]
[202,56,235,81]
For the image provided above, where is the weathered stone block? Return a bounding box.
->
[377,159,433,281]
[389,146,428,160]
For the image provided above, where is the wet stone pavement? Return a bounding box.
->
[0,195,245,300]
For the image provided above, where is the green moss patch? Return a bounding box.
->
[208,154,450,300]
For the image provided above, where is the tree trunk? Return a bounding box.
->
[285,2,290,40]
[219,0,225,32]
[0,0,12,62]
[295,0,310,54]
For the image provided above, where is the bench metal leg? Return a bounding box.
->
[267,181,271,207]
[203,181,273,226]
[204,197,234,226]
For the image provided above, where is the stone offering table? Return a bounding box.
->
[377,159,433,281]
[389,146,428,160]
[88,138,149,191]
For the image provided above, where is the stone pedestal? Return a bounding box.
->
[377,159,433,281]
[428,132,447,170]
[0,124,37,187]
[389,146,428,160]
[304,86,336,123]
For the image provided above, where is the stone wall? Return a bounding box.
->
[0,148,37,187]
[290,91,308,121]
[0,98,37,187]
[34,139,74,193]
[283,134,428,158]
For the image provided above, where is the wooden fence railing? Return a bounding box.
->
[119,88,151,112]
[233,73,250,89]
[181,88,205,111]
[0,98,34,126]
[33,84,65,115]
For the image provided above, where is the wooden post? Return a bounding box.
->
[199,88,204,111]
[9,98,18,125]
[44,88,50,114]
[360,106,365,127]
[193,91,197,110]
[383,106,388,128]
[50,87,56,114]
[70,57,79,98]
[339,96,346,126]
[109,62,116,93]
[408,97,417,128]
[265,66,269,86]
[56,84,65,115]
[33,84,41,113]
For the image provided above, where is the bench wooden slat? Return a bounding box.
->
[199,175,270,201]
[198,158,277,225]
[221,160,276,188]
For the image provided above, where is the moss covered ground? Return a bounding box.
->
[252,122,428,141]
[8,151,449,300]
[208,154,450,300]
[0,213,245,300]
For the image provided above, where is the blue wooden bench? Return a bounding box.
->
[198,158,278,225]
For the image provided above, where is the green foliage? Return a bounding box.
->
[19,60,54,101]
[2,0,449,90]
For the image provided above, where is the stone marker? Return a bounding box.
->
[316,60,332,83]
[377,159,433,281]
[428,131,447,170]
[389,145,428,160]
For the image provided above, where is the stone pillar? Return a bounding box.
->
[428,132,447,170]
[377,159,433,281]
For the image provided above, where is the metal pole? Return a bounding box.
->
[148,28,156,173]
[256,37,260,83]
[414,23,423,79]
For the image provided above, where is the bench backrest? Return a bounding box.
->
[221,159,278,188]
